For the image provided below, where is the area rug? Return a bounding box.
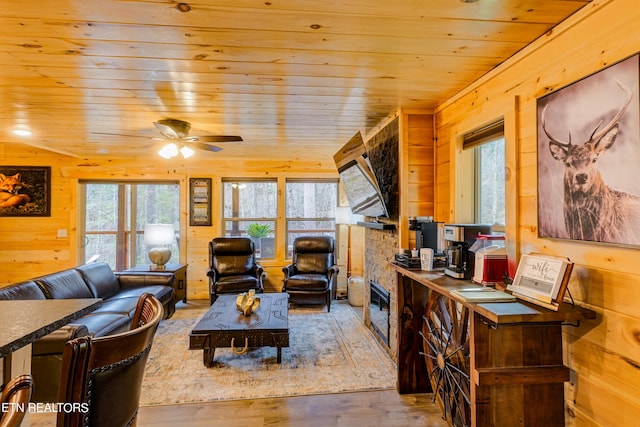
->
[140,300,396,406]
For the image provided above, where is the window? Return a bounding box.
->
[463,121,505,230]
[475,139,505,227]
[80,181,180,270]
[222,180,277,258]
[285,180,338,257]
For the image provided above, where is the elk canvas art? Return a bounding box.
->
[537,54,640,246]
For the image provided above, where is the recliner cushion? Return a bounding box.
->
[211,238,256,275]
[214,255,255,275]
[75,262,120,299]
[292,236,334,274]
[35,269,94,300]
[285,274,329,291]
[215,275,260,293]
[211,237,253,255]
[295,254,331,274]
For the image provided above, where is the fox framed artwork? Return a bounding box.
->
[537,53,640,246]
[0,166,51,217]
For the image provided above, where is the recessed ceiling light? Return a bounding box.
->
[12,128,32,137]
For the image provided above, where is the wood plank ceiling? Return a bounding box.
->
[0,0,590,161]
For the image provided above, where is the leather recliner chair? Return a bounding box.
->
[207,237,265,304]
[282,236,339,312]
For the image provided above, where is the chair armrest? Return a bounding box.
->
[254,264,265,278]
[327,265,339,287]
[115,272,175,289]
[252,264,265,285]
[282,264,296,279]
[32,324,90,356]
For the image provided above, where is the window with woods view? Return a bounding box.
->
[463,120,506,230]
[222,179,338,259]
[285,180,338,257]
[475,137,506,228]
[461,120,506,230]
[222,180,277,258]
[80,182,180,270]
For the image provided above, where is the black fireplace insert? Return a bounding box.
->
[369,280,390,346]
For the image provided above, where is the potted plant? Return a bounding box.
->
[247,223,272,239]
[246,223,274,257]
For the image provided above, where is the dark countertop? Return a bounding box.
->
[390,263,596,324]
[0,298,102,358]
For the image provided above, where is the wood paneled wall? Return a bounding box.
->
[434,0,640,424]
[400,109,435,249]
[0,141,337,299]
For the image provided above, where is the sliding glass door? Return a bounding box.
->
[79,181,180,270]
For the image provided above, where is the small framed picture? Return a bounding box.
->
[189,178,212,226]
[0,166,51,217]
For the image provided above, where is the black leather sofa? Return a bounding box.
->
[0,262,175,402]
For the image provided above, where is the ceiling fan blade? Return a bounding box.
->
[153,121,180,139]
[194,135,243,143]
[189,141,223,152]
[92,132,154,139]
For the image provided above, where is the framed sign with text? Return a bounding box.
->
[507,253,573,311]
[189,178,212,226]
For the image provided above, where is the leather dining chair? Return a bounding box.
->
[0,374,34,427]
[207,237,265,304]
[56,293,163,427]
[282,236,339,312]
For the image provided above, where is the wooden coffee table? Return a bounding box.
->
[189,293,289,367]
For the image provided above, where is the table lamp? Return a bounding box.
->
[144,223,175,270]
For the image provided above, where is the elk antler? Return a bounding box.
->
[589,81,634,142]
[541,104,572,148]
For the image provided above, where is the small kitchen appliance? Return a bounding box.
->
[409,217,444,255]
[443,224,491,279]
[470,234,508,285]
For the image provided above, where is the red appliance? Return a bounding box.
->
[471,235,508,285]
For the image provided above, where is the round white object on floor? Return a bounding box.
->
[348,276,364,306]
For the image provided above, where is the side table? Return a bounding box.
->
[126,263,188,303]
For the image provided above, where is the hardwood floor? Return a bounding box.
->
[29,302,447,426]
[136,390,449,427]
[30,390,447,426]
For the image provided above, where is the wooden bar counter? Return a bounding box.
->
[391,263,596,427]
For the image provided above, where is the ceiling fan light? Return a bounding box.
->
[158,143,179,159]
[12,128,32,137]
[180,145,195,158]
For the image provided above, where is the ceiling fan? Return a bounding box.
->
[94,118,243,158]
[152,119,242,158]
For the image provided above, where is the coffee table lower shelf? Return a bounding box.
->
[189,293,289,367]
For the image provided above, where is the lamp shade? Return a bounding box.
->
[335,207,353,225]
[144,223,175,246]
[335,207,363,225]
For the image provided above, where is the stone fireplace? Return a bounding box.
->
[363,225,399,362]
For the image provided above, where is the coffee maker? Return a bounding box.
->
[443,224,491,279]
[409,216,444,255]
